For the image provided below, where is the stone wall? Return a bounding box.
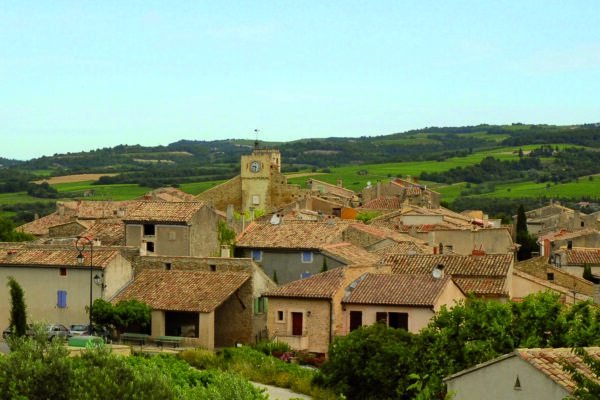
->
[48,222,86,238]
[195,176,243,212]
[214,279,254,347]
[515,256,593,296]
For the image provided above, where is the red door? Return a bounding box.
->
[292,312,303,336]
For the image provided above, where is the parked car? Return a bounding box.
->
[69,324,112,342]
[2,326,34,339]
[46,324,71,341]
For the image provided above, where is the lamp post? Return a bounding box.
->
[76,236,94,333]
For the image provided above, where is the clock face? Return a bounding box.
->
[250,161,261,173]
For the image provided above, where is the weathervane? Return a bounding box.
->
[254,129,259,150]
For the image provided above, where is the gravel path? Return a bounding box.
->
[252,382,312,400]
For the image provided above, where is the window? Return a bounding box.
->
[210,264,217,272]
[301,252,313,263]
[165,263,172,271]
[349,311,363,332]
[57,291,67,308]
[59,268,67,277]
[388,312,409,330]
[254,297,267,314]
[147,242,155,253]
[143,224,155,236]
[252,195,260,205]
[376,312,387,324]
[277,310,284,322]
[547,272,554,280]
[445,245,453,252]
[252,250,262,261]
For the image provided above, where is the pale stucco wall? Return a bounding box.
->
[420,228,513,255]
[446,355,570,400]
[340,304,434,334]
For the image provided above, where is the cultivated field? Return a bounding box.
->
[34,174,118,184]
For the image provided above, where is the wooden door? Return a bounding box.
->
[292,312,303,336]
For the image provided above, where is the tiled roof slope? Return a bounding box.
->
[343,274,451,306]
[560,248,600,265]
[453,277,508,296]
[0,248,119,268]
[517,347,600,393]
[359,197,403,210]
[371,241,432,255]
[512,269,592,302]
[124,201,206,223]
[73,200,141,219]
[114,270,250,312]
[236,220,356,249]
[263,268,347,299]
[384,254,513,277]
[18,213,74,236]
[321,243,381,265]
[347,224,414,243]
[308,179,356,199]
[538,229,598,243]
[80,219,125,246]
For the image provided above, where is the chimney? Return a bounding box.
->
[34,213,39,221]
[250,207,255,222]
[58,204,65,216]
[221,245,231,258]
[93,238,101,247]
[226,204,234,223]
[407,175,411,183]
[483,214,488,227]
[337,178,342,188]
[117,208,125,218]
[593,279,600,304]
[377,181,381,198]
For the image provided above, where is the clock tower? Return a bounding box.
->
[240,148,282,212]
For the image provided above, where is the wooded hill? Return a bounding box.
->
[3,122,600,223]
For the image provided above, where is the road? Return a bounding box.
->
[252,382,312,400]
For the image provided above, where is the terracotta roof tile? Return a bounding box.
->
[559,248,600,265]
[308,179,356,199]
[236,220,356,250]
[0,247,119,268]
[371,241,432,255]
[80,219,125,246]
[516,347,600,393]
[385,253,513,296]
[124,201,206,224]
[263,268,347,299]
[321,243,381,265]
[113,269,250,312]
[359,197,403,210]
[343,274,451,306]
[18,213,75,236]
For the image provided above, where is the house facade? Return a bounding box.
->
[0,246,133,328]
[445,347,600,400]
[124,201,223,257]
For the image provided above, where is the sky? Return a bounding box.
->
[2,1,599,161]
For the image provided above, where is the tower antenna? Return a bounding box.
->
[254,129,259,150]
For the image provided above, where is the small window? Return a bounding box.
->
[547,272,554,281]
[144,224,155,236]
[59,268,67,277]
[301,252,313,263]
[210,264,217,272]
[252,195,260,205]
[581,221,585,227]
[165,263,172,271]
[445,245,453,252]
[57,291,67,308]
[514,376,521,390]
[252,250,262,261]
[301,272,312,279]
[147,242,155,253]
[277,311,284,322]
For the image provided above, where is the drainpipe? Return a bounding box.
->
[329,300,333,348]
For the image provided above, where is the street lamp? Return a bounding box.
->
[76,236,94,333]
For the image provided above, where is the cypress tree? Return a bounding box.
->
[8,277,28,337]
[273,270,279,285]
[321,257,328,273]
[583,263,594,282]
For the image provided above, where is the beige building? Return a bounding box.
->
[113,269,254,350]
[195,148,304,213]
[445,347,600,400]
[263,265,466,354]
[0,246,133,329]
[124,201,223,257]
[361,178,441,209]
[512,269,591,304]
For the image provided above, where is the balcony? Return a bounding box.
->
[271,327,309,350]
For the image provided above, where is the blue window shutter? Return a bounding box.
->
[302,252,312,262]
[57,290,67,308]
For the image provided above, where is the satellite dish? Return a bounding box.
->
[367,181,371,186]
[270,214,281,225]
[432,268,443,279]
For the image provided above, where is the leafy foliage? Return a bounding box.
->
[0,215,35,242]
[7,277,28,338]
[562,347,600,399]
[90,298,152,336]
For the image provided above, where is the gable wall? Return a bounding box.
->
[214,279,253,347]
[195,176,243,212]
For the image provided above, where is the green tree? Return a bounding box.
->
[0,215,35,242]
[315,323,417,400]
[583,263,594,282]
[515,204,538,260]
[7,277,28,338]
[218,220,237,256]
[272,270,279,285]
[90,298,152,338]
[516,204,528,235]
[321,258,328,273]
